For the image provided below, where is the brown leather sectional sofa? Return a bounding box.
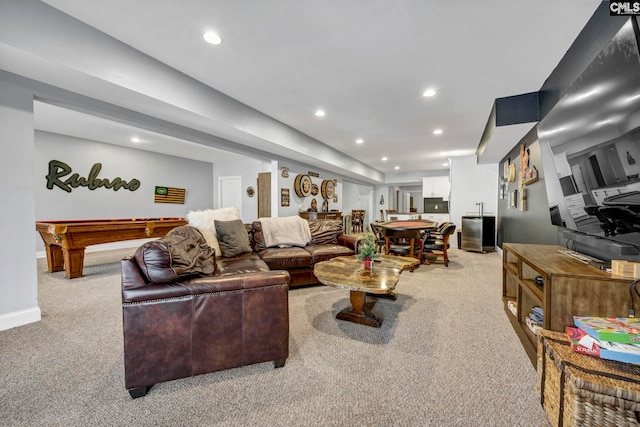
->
[121,219,358,398]
[250,219,360,287]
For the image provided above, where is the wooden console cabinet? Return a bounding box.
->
[298,211,342,221]
[502,243,638,366]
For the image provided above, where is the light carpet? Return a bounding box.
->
[0,248,550,426]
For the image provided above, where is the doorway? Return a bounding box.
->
[218,176,242,217]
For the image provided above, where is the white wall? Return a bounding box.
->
[35,131,214,250]
[450,155,499,247]
[277,163,344,217]
[213,157,269,222]
[342,182,374,227]
[0,81,40,331]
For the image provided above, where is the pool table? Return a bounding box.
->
[36,218,187,279]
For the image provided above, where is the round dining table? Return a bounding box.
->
[377,219,438,258]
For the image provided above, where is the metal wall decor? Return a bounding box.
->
[321,179,335,199]
[281,167,289,178]
[45,159,141,193]
[294,174,312,197]
[246,186,255,197]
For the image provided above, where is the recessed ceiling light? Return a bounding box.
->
[433,129,443,135]
[203,32,222,45]
[131,137,141,143]
[356,138,364,144]
[394,166,400,170]
[423,88,437,97]
[315,110,325,117]
[381,157,388,161]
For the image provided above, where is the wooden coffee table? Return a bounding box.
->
[313,255,419,327]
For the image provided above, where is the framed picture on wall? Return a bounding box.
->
[281,188,290,207]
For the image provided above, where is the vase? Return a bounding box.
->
[363,259,373,270]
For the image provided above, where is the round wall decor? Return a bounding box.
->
[321,179,335,199]
[294,174,312,197]
[246,186,255,197]
[311,183,319,196]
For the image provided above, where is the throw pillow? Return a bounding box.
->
[308,219,342,245]
[251,221,267,251]
[186,207,241,255]
[134,226,216,283]
[215,219,252,257]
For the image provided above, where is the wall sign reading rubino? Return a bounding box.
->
[45,160,141,193]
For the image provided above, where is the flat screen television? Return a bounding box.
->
[539,18,640,260]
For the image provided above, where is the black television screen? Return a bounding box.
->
[539,18,640,257]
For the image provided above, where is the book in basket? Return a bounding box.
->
[573,316,640,344]
[566,326,640,365]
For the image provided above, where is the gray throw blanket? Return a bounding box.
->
[259,216,312,248]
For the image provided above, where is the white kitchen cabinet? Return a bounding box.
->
[422,176,450,200]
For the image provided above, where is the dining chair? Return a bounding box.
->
[422,222,450,244]
[383,227,423,261]
[368,222,387,253]
[422,223,456,267]
[351,210,365,233]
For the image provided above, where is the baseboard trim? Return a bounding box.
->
[0,307,41,331]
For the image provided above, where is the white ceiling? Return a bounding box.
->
[36,0,602,178]
[34,102,248,164]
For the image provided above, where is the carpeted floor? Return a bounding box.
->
[0,248,550,426]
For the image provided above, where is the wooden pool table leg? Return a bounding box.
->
[62,247,86,279]
[336,290,381,328]
[44,245,65,273]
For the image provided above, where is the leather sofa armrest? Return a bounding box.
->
[338,234,361,251]
[122,270,291,304]
[122,255,148,291]
[187,270,290,294]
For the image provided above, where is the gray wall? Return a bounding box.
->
[497,132,559,247]
[35,131,214,250]
[0,80,39,328]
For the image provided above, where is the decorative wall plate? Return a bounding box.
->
[281,167,289,178]
[321,179,335,199]
[246,186,255,197]
[294,174,312,197]
[311,183,319,196]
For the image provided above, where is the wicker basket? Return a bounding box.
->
[537,329,640,426]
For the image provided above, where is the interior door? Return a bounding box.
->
[219,176,242,217]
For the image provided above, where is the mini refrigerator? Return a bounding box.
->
[461,216,496,253]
